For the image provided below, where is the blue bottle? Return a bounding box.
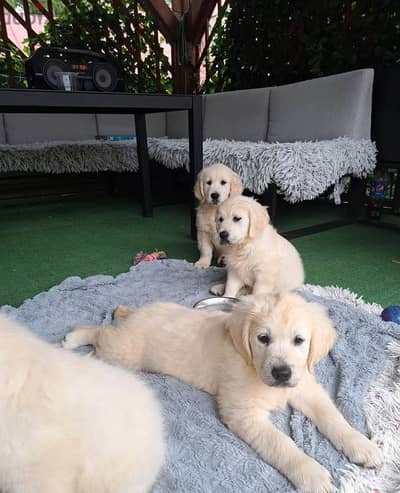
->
[368,174,388,220]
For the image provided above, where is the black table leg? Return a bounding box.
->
[134,113,152,217]
[188,95,203,239]
[261,183,277,224]
[348,176,366,221]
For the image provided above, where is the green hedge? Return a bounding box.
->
[209,0,400,91]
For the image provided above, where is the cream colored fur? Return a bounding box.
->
[194,163,243,269]
[64,294,383,493]
[0,314,165,493]
[211,195,304,297]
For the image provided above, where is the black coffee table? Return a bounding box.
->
[0,89,203,237]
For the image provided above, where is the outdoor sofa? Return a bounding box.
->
[0,69,376,220]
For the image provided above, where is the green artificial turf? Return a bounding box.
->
[0,197,399,308]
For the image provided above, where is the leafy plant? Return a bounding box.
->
[36,0,172,93]
[0,40,27,88]
[7,0,66,17]
[1,0,172,92]
[209,0,400,91]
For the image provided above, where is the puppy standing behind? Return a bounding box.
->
[0,314,164,493]
[194,163,243,269]
[64,295,383,493]
[211,195,304,298]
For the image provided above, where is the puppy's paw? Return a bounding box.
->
[62,329,85,350]
[342,433,384,468]
[292,458,333,493]
[217,255,226,267]
[194,258,210,270]
[210,283,225,296]
[113,305,135,320]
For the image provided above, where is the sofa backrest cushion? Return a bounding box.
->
[204,88,270,141]
[4,114,98,144]
[166,110,191,139]
[267,69,374,142]
[96,113,166,138]
[96,114,135,137]
[3,112,166,145]
[146,112,167,137]
[0,115,6,144]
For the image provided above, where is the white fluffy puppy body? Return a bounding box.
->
[64,295,383,493]
[194,163,243,269]
[0,314,164,493]
[212,195,304,297]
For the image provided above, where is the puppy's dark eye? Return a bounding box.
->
[257,334,270,345]
[294,336,304,346]
[221,180,227,185]
[233,216,241,222]
[219,217,224,222]
[206,180,212,186]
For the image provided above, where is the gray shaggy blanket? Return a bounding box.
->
[0,136,376,203]
[1,259,398,493]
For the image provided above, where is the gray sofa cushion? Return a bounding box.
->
[204,88,270,141]
[146,112,167,137]
[96,114,135,136]
[0,115,6,144]
[267,69,374,142]
[166,111,189,138]
[96,113,166,138]
[4,114,98,144]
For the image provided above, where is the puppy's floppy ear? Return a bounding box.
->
[194,170,205,202]
[307,302,337,372]
[229,171,244,197]
[227,295,271,364]
[248,201,269,239]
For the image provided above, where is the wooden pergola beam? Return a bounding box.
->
[195,0,227,71]
[141,0,178,42]
[188,0,218,45]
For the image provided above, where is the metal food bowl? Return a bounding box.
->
[193,296,239,313]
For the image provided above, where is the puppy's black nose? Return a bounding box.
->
[219,231,229,240]
[211,192,220,201]
[271,365,292,383]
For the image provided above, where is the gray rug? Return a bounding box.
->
[1,259,398,493]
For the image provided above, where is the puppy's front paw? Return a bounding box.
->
[292,458,333,493]
[210,283,225,296]
[194,258,210,270]
[62,330,82,350]
[342,433,384,468]
[217,255,226,267]
[113,305,134,320]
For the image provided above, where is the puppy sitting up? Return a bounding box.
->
[211,195,304,297]
[194,163,243,269]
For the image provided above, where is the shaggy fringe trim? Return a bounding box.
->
[0,136,377,203]
[148,136,377,203]
[302,284,399,493]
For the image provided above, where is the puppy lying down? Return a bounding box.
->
[63,294,383,493]
[211,195,304,297]
[0,314,164,493]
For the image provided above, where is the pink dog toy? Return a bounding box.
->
[133,250,167,266]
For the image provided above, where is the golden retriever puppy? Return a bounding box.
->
[64,295,383,493]
[0,314,164,493]
[194,163,243,269]
[210,195,304,297]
